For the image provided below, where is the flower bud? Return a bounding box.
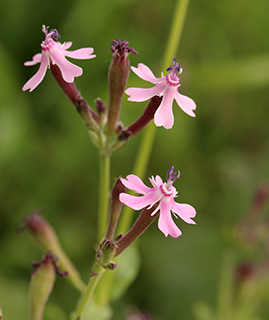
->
[95,98,107,117]
[29,254,56,320]
[24,213,85,292]
[24,213,58,250]
[76,97,100,132]
[236,262,255,284]
[96,239,117,269]
[107,39,138,135]
[0,305,3,320]
[94,98,107,130]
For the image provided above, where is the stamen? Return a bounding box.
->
[42,25,61,40]
[49,29,61,40]
[42,25,49,35]
[167,166,175,176]
[166,166,180,186]
[110,39,138,56]
[166,58,183,75]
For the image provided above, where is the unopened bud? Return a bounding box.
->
[24,213,58,250]
[76,97,100,132]
[107,262,117,270]
[95,98,107,116]
[97,239,117,267]
[236,262,255,284]
[29,254,56,320]
[251,182,269,217]
[0,306,3,320]
[24,213,85,292]
[115,122,124,134]
[107,39,137,135]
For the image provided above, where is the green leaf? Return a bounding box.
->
[80,302,112,320]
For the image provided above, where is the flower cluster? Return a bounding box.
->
[22,26,197,240]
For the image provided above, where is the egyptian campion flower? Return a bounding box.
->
[22,25,96,92]
[119,166,196,238]
[125,59,196,129]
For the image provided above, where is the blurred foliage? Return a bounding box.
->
[0,0,269,319]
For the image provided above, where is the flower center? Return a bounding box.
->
[165,73,180,87]
[160,183,174,197]
[165,58,183,87]
[160,166,180,197]
[41,38,55,51]
[41,25,61,51]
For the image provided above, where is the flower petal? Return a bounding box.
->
[65,48,96,60]
[131,63,160,84]
[49,48,83,82]
[62,41,73,50]
[125,83,164,102]
[154,88,175,129]
[158,200,182,238]
[121,175,152,194]
[174,91,196,117]
[119,191,162,211]
[155,175,163,186]
[149,175,163,187]
[22,53,49,91]
[24,53,42,66]
[171,200,196,224]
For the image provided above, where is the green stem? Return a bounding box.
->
[217,252,234,320]
[50,241,85,292]
[97,153,111,240]
[73,263,105,320]
[162,0,190,69]
[0,305,4,319]
[118,0,190,234]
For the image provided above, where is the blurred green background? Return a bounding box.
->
[0,0,269,319]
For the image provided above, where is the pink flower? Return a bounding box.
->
[125,59,196,129]
[23,25,96,92]
[119,166,196,238]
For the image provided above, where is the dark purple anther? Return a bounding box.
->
[42,25,61,39]
[49,28,61,40]
[166,58,182,74]
[167,166,180,185]
[167,166,175,176]
[110,39,138,56]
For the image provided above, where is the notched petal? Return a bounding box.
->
[175,91,196,117]
[131,63,160,84]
